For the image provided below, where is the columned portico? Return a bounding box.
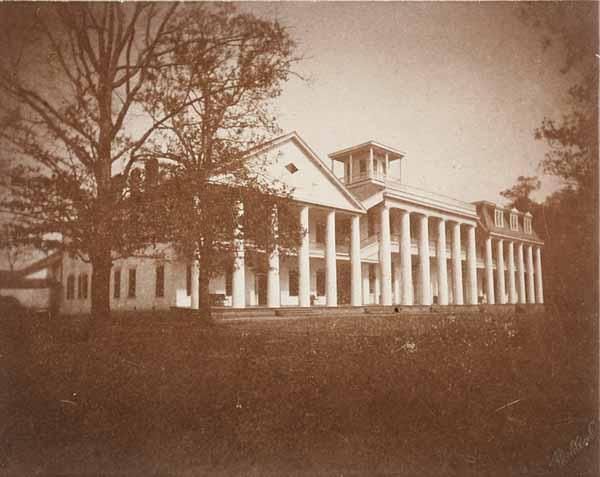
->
[526,244,535,304]
[517,242,526,304]
[484,237,495,304]
[451,222,463,305]
[379,205,393,305]
[535,246,544,304]
[350,214,362,306]
[466,224,477,305]
[325,209,337,306]
[436,218,449,305]
[507,241,517,304]
[298,206,311,307]
[417,214,431,305]
[496,239,506,304]
[400,210,413,305]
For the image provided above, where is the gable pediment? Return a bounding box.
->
[247,133,365,213]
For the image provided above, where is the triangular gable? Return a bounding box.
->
[247,132,366,214]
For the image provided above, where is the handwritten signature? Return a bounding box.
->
[549,420,596,469]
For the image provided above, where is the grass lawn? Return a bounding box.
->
[1,310,598,476]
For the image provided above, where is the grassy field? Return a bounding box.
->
[1,310,598,476]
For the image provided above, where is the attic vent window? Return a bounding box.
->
[285,162,298,174]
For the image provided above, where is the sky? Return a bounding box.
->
[239,2,595,204]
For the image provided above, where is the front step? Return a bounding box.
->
[364,305,432,314]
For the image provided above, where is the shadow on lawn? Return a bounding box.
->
[0,309,598,476]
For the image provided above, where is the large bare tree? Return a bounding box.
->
[0,3,300,323]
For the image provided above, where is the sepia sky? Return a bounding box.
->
[240,2,596,204]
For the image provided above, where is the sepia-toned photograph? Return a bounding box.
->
[0,1,598,475]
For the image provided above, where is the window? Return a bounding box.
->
[510,213,518,231]
[524,217,532,234]
[128,268,136,298]
[66,274,75,300]
[289,270,299,296]
[494,209,504,227]
[316,223,325,244]
[77,275,82,299]
[81,274,88,299]
[155,265,165,297]
[285,162,298,174]
[316,270,325,296]
[368,213,376,237]
[359,159,366,173]
[369,264,376,294]
[186,265,192,297]
[114,270,121,299]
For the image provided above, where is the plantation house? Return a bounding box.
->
[3,132,545,314]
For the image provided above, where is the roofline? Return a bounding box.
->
[328,140,406,161]
[245,131,367,214]
[17,251,62,278]
[472,200,533,217]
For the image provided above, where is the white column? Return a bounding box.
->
[517,242,526,304]
[298,206,311,307]
[191,260,200,309]
[325,209,337,306]
[451,222,463,305]
[526,244,535,304]
[436,218,449,305]
[466,224,478,305]
[417,214,431,305]
[484,237,495,304]
[266,206,280,308]
[232,203,246,309]
[385,153,389,178]
[496,239,506,304]
[350,214,362,306]
[535,247,544,304]
[507,241,517,304]
[379,205,392,305]
[400,210,413,305]
[368,147,374,178]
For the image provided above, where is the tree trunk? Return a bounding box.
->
[90,243,112,330]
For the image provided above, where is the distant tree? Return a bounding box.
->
[143,4,302,315]
[514,3,598,313]
[500,176,541,214]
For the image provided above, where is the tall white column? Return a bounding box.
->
[496,239,506,304]
[400,210,413,305]
[451,222,463,305]
[417,214,431,305]
[484,238,495,304]
[517,242,526,304]
[298,206,311,307]
[267,209,280,308]
[368,147,374,178]
[350,214,362,306]
[232,202,246,309]
[535,247,544,304]
[348,154,353,183]
[325,209,337,306]
[379,205,392,305]
[526,244,535,304]
[507,241,517,304]
[191,260,200,309]
[436,218,449,305]
[466,224,478,305]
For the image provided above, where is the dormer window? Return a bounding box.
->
[510,210,519,231]
[494,209,504,227]
[524,214,532,234]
